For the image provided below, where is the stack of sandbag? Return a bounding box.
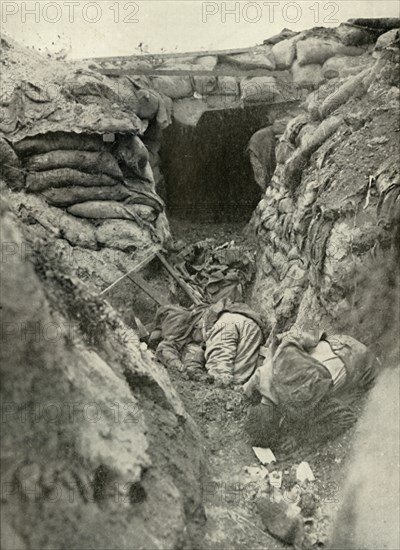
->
[296,35,366,66]
[14,131,167,250]
[0,137,25,190]
[290,31,367,88]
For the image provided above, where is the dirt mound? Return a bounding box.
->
[0,200,205,550]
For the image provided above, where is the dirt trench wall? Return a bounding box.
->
[250,35,400,348]
[1,37,209,550]
[0,202,205,550]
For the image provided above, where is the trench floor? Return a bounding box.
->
[166,362,359,550]
[164,220,359,550]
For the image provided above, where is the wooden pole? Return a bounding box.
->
[155,252,203,306]
[100,248,159,296]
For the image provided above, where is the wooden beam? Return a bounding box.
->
[100,248,159,296]
[155,252,203,306]
[98,68,275,77]
[85,46,255,64]
[126,272,169,306]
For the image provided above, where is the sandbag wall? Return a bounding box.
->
[94,21,391,123]
[3,131,169,253]
[250,31,400,342]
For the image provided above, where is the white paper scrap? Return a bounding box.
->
[296,461,315,482]
[252,447,276,465]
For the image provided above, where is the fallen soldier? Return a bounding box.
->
[151,304,207,377]
[243,329,377,450]
[202,299,266,386]
[152,298,266,386]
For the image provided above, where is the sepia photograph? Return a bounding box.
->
[1,1,399,549]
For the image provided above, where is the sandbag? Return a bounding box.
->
[10,192,98,249]
[25,150,123,179]
[375,28,399,50]
[222,46,275,71]
[67,201,157,223]
[64,72,118,102]
[115,135,149,180]
[192,76,239,97]
[135,87,160,119]
[291,61,323,88]
[272,37,297,69]
[14,132,106,157]
[283,114,309,144]
[301,116,343,156]
[347,18,400,31]
[335,22,378,46]
[283,117,343,190]
[296,37,365,66]
[172,98,209,127]
[96,219,153,251]
[194,55,217,70]
[304,94,322,122]
[276,140,295,164]
[283,149,309,190]
[296,122,319,148]
[319,69,369,119]
[322,55,372,79]
[26,169,120,192]
[218,76,240,96]
[241,76,281,103]
[0,137,25,190]
[150,76,193,100]
[41,184,131,206]
[192,76,217,96]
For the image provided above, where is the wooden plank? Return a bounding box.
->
[155,252,203,306]
[126,272,169,306]
[85,46,253,64]
[100,247,159,296]
[98,68,274,77]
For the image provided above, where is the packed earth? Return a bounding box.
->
[1,16,399,550]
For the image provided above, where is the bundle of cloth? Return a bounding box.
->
[243,329,377,450]
[152,298,267,386]
[172,240,256,304]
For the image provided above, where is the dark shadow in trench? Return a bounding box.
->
[160,105,272,223]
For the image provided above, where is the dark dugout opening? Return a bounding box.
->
[160,105,273,223]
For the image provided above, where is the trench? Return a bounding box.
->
[160,105,272,223]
